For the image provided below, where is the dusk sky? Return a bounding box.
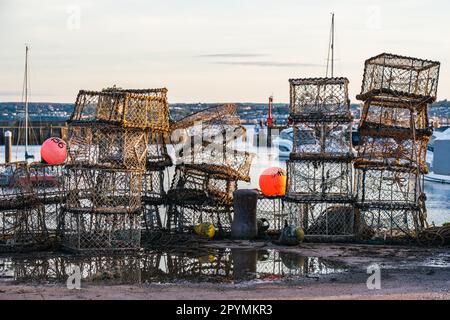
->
[0,0,449,103]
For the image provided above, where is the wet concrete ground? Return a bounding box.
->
[0,241,449,299]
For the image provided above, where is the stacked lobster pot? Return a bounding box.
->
[0,162,65,252]
[286,78,355,238]
[167,104,254,235]
[63,88,169,252]
[355,53,440,239]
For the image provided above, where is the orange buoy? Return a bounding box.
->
[40,137,67,165]
[259,167,286,197]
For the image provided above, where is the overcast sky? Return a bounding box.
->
[0,0,449,103]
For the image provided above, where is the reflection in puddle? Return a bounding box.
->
[0,248,347,285]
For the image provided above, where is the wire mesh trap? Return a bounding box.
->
[357,53,440,102]
[291,121,353,157]
[67,123,149,171]
[289,78,351,120]
[64,168,143,215]
[62,210,141,253]
[286,160,354,202]
[71,89,169,131]
[355,53,441,239]
[166,204,233,234]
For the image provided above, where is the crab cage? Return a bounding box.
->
[357,53,440,102]
[67,123,150,171]
[0,162,64,251]
[360,98,430,132]
[166,203,234,235]
[356,135,430,173]
[356,205,424,239]
[291,121,353,156]
[168,164,238,206]
[256,196,289,232]
[354,165,422,208]
[289,78,351,119]
[286,159,354,203]
[62,210,141,253]
[64,167,142,215]
[284,200,355,237]
[71,89,169,131]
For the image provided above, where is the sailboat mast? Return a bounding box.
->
[24,45,29,154]
[331,13,334,78]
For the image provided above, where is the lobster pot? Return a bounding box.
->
[360,99,430,131]
[64,168,143,214]
[295,202,355,236]
[175,143,254,182]
[62,211,141,253]
[356,135,429,172]
[168,165,238,206]
[358,206,423,239]
[355,167,421,207]
[286,160,353,202]
[358,53,440,101]
[71,89,169,130]
[67,124,149,171]
[28,163,65,205]
[291,122,353,155]
[0,162,35,210]
[0,206,53,251]
[166,204,233,233]
[289,78,351,118]
[256,196,288,232]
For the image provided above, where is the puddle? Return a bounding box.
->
[0,248,347,285]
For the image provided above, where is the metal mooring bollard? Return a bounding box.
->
[231,189,259,239]
[4,131,12,163]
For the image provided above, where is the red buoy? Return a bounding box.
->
[40,137,67,165]
[259,167,286,197]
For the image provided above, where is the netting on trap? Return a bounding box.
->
[289,78,351,119]
[168,164,238,206]
[27,163,65,205]
[0,162,35,210]
[358,53,440,102]
[354,167,421,207]
[70,89,169,131]
[174,142,254,182]
[64,168,143,215]
[142,204,167,232]
[166,204,233,234]
[0,205,57,250]
[292,202,355,236]
[286,160,354,202]
[67,123,149,171]
[360,99,430,132]
[142,169,166,205]
[356,135,429,173]
[290,122,353,157]
[62,211,141,253]
[256,196,289,232]
[357,206,423,238]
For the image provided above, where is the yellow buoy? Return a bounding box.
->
[194,223,215,239]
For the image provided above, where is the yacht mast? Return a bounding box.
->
[24,45,29,156]
[326,13,335,78]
